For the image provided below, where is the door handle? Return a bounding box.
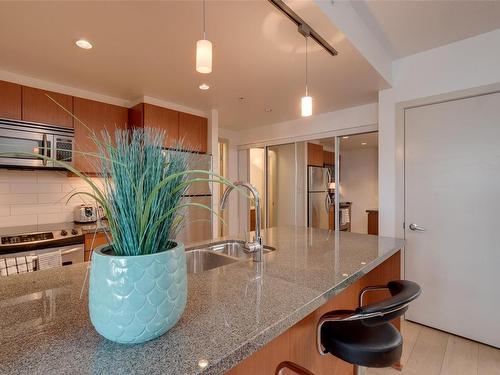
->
[409,223,426,232]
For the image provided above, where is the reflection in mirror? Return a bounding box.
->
[307,131,378,235]
[249,147,265,231]
[266,143,297,228]
[338,132,378,235]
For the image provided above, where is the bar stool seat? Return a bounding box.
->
[321,318,402,368]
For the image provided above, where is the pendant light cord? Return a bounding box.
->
[305,36,308,96]
[203,0,206,39]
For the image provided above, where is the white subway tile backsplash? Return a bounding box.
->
[0,170,37,183]
[37,212,74,225]
[11,183,62,194]
[0,205,10,217]
[0,183,10,194]
[0,215,37,228]
[11,204,63,216]
[0,169,96,228]
[36,170,69,182]
[62,204,79,212]
[0,194,38,205]
[37,192,71,204]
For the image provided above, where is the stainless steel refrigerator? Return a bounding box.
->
[307,166,331,230]
[169,151,213,244]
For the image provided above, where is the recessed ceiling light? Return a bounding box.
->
[361,142,367,146]
[342,136,349,139]
[75,39,93,49]
[265,108,272,113]
[199,83,210,90]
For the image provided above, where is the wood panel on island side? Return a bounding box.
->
[227,251,401,375]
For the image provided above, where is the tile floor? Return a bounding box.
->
[368,320,500,375]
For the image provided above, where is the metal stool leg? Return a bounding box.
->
[353,365,366,375]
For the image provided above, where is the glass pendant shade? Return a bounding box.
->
[301,95,312,117]
[196,39,212,74]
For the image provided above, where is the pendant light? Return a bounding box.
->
[196,0,212,74]
[301,35,312,117]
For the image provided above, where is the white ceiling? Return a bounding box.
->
[352,0,500,59]
[0,1,388,130]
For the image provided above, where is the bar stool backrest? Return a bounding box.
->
[356,280,421,327]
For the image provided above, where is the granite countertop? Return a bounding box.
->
[0,227,403,375]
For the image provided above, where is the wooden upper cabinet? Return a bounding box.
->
[144,104,179,148]
[73,97,128,173]
[178,112,208,153]
[128,103,180,149]
[0,80,22,120]
[22,86,73,127]
[128,103,207,153]
[323,151,334,165]
[307,143,324,166]
[128,103,144,129]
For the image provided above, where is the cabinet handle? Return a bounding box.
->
[42,133,48,167]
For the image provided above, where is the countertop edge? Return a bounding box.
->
[205,245,402,374]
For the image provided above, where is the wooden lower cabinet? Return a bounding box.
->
[366,210,379,235]
[226,251,401,375]
[84,232,111,261]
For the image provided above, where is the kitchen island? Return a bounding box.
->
[0,226,403,375]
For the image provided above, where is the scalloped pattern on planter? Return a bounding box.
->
[89,243,187,344]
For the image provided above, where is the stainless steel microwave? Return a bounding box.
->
[0,118,74,168]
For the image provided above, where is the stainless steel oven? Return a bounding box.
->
[0,118,74,168]
[0,226,85,275]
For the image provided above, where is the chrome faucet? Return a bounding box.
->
[220,181,263,262]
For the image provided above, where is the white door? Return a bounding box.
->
[405,92,500,348]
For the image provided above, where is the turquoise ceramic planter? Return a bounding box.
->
[89,242,187,344]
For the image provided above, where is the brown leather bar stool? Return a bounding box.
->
[275,280,421,375]
[275,361,315,375]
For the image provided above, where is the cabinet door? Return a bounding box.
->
[128,103,144,129]
[178,112,208,153]
[22,86,74,127]
[73,97,128,173]
[144,104,179,148]
[323,151,334,165]
[84,232,111,261]
[307,143,323,166]
[0,80,22,120]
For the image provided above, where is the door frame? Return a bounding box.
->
[396,82,500,278]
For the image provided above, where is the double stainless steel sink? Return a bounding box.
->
[185,240,276,274]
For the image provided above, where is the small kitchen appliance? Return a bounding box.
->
[74,204,98,223]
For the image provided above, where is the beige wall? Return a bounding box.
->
[340,147,378,234]
[379,29,500,238]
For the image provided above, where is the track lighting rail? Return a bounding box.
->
[268,0,339,56]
